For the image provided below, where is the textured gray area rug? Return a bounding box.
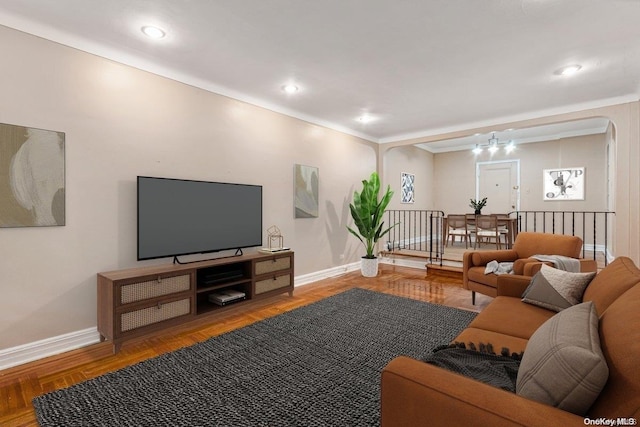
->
[33,288,477,426]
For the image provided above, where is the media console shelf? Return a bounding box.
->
[97,251,294,353]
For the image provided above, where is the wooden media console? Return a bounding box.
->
[97,251,294,353]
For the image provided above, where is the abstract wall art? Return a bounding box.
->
[401,172,415,203]
[543,167,585,201]
[0,123,65,227]
[294,164,319,218]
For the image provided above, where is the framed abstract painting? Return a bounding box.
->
[543,167,585,201]
[401,172,415,204]
[0,123,65,227]
[294,164,319,218]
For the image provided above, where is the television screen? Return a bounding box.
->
[137,176,262,260]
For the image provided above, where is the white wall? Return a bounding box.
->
[0,25,376,351]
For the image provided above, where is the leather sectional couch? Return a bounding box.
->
[381,256,640,426]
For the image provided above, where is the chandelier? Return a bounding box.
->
[472,132,515,154]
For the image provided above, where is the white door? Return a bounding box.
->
[477,160,519,213]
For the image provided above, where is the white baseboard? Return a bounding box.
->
[584,244,616,265]
[0,327,101,371]
[294,261,361,287]
[0,263,364,370]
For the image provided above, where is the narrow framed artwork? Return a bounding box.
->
[294,164,319,218]
[0,123,65,227]
[543,167,585,201]
[401,172,415,204]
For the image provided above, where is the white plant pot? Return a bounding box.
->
[361,257,379,277]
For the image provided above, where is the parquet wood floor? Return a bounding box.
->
[0,264,491,427]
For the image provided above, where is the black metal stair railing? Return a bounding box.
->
[384,210,615,267]
[384,210,445,266]
[512,210,616,265]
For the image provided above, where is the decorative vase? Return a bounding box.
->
[475,209,482,215]
[361,257,379,277]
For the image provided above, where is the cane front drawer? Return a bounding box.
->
[120,298,191,332]
[255,256,291,276]
[120,274,191,304]
[255,274,291,295]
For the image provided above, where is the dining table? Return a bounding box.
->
[443,214,518,249]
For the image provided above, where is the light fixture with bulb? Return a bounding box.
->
[472,132,516,154]
[505,141,516,153]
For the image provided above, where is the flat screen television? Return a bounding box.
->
[137,176,262,261]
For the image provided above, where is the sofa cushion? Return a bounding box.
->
[582,256,640,316]
[516,301,608,416]
[521,264,596,312]
[467,296,555,340]
[466,266,499,288]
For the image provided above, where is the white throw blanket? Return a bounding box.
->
[531,254,581,272]
[484,260,514,275]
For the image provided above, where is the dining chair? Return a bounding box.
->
[474,214,504,249]
[445,214,471,248]
[465,214,477,230]
[465,213,478,246]
[494,213,511,246]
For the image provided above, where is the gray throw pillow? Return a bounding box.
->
[516,301,608,415]
[522,264,596,312]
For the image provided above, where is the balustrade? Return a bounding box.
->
[384,210,615,267]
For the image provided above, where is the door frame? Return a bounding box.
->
[476,159,521,213]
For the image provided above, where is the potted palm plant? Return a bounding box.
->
[347,172,396,277]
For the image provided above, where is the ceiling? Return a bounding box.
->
[0,0,638,145]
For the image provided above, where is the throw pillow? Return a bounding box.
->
[516,301,609,415]
[521,264,596,312]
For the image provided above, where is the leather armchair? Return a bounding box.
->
[463,232,598,304]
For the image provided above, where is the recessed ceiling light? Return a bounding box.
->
[357,115,375,123]
[281,84,299,94]
[555,64,582,76]
[141,26,166,39]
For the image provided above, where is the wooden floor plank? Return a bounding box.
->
[0,264,490,426]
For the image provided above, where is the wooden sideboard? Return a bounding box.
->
[97,251,294,353]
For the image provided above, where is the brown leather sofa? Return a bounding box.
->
[381,256,640,426]
[464,232,598,304]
